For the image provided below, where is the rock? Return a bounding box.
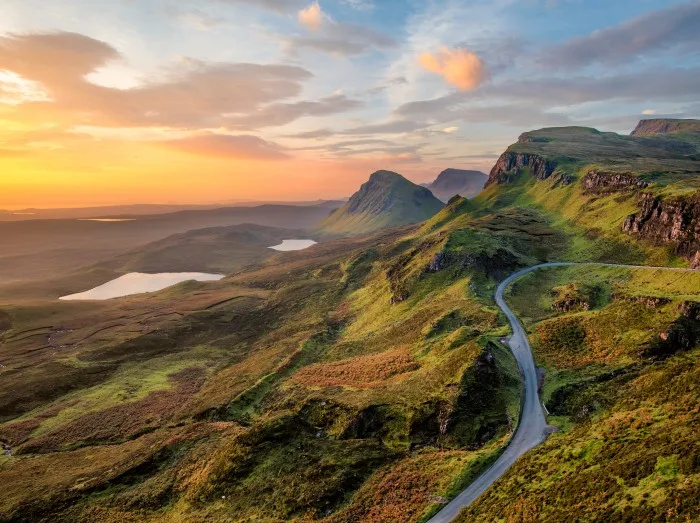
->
[486,151,557,186]
[581,170,649,194]
[692,251,700,269]
[634,296,672,309]
[630,118,700,136]
[425,247,520,280]
[622,192,700,263]
[679,301,700,321]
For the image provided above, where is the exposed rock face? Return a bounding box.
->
[581,170,649,194]
[623,193,700,263]
[426,247,520,279]
[486,152,557,186]
[631,118,700,136]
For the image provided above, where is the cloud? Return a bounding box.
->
[286,22,396,56]
[0,32,119,80]
[539,1,700,69]
[419,47,486,91]
[442,126,459,133]
[0,32,326,130]
[298,2,324,30]
[171,9,227,31]
[642,109,657,115]
[285,128,335,139]
[226,94,362,129]
[216,0,306,13]
[0,70,51,105]
[164,133,289,160]
[485,67,700,106]
[339,119,425,135]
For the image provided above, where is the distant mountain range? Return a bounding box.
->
[317,170,444,236]
[422,168,488,202]
[0,200,345,221]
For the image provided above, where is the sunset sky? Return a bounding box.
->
[1,0,699,208]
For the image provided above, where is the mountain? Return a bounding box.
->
[1,121,698,522]
[316,170,444,236]
[0,201,347,221]
[484,121,700,266]
[423,168,488,201]
[630,117,700,136]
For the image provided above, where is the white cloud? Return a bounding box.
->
[642,109,657,115]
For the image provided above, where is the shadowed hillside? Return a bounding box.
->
[424,169,488,202]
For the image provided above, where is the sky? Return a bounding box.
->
[0,0,699,208]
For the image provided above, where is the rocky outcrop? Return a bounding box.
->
[679,301,700,321]
[581,170,649,194]
[486,152,557,186]
[623,193,700,263]
[631,118,700,136]
[426,247,520,279]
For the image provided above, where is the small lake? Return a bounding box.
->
[269,239,318,252]
[59,272,224,301]
[78,218,136,222]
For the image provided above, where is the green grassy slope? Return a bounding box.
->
[459,266,700,522]
[317,170,444,236]
[0,121,697,522]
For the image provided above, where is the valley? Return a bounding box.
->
[0,119,698,522]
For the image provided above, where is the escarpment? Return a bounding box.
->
[486,152,557,186]
[581,170,649,193]
[623,193,700,265]
[631,118,700,136]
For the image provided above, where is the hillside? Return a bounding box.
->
[100,223,310,275]
[0,121,698,522]
[483,121,700,267]
[0,203,340,287]
[631,118,700,136]
[424,168,488,202]
[317,170,444,236]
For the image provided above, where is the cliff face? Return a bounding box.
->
[631,119,700,136]
[486,152,557,186]
[581,170,649,193]
[623,193,700,266]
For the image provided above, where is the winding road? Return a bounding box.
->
[428,262,699,523]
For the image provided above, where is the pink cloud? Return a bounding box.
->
[298,2,324,30]
[419,47,486,91]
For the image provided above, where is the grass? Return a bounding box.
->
[0,124,698,521]
[456,264,700,521]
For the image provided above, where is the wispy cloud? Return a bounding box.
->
[163,133,290,160]
[285,21,396,56]
[538,0,700,69]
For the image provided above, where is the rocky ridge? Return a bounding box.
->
[631,118,700,136]
[622,193,700,267]
[486,152,557,186]
[581,170,649,193]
